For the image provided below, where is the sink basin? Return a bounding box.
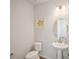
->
[52,41,68,59]
[52,41,68,49]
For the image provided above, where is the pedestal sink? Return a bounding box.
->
[52,41,68,59]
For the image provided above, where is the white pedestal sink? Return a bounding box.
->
[52,41,68,59]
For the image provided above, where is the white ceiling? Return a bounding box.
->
[27,0,50,5]
[27,0,69,5]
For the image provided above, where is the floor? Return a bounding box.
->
[40,56,47,59]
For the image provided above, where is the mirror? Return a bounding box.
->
[53,16,69,41]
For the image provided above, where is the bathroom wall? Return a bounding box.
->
[34,0,69,59]
[10,0,34,59]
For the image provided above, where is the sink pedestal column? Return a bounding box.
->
[58,49,62,59]
[52,42,68,59]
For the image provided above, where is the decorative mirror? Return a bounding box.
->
[53,16,69,41]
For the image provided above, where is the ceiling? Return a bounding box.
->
[27,0,69,5]
[27,0,50,5]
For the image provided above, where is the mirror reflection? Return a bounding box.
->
[53,16,69,43]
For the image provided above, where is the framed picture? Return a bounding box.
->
[35,19,44,29]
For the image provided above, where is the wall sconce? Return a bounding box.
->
[55,5,66,17]
[56,5,65,11]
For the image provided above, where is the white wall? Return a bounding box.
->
[34,0,69,59]
[10,0,68,59]
[10,0,34,59]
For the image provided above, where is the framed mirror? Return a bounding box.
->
[53,16,69,41]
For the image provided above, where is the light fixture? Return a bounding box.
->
[55,5,66,17]
[56,5,65,11]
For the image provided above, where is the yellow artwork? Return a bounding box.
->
[36,19,44,28]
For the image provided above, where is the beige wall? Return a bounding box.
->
[10,0,34,59]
